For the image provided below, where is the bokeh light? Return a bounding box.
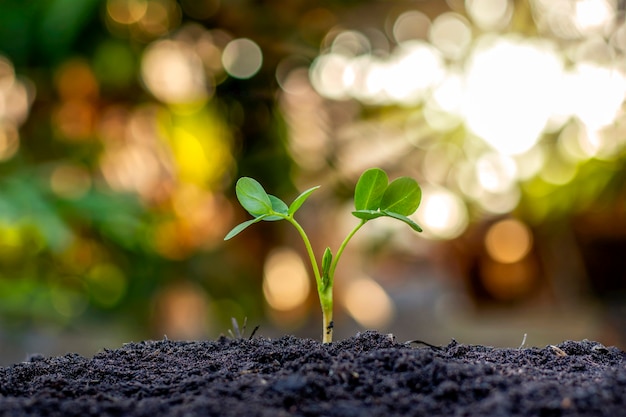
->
[414,186,469,240]
[485,219,533,264]
[106,0,182,41]
[476,152,517,193]
[50,164,92,200]
[429,13,472,61]
[393,11,430,43]
[343,275,395,329]
[152,281,211,340]
[141,40,210,105]
[466,0,513,30]
[107,0,148,25]
[574,0,615,34]
[222,38,263,79]
[263,248,311,312]
[0,55,34,161]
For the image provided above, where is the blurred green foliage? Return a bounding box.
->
[1,0,626,351]
[0,0,308,337]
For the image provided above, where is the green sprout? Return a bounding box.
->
[224,167,423,343]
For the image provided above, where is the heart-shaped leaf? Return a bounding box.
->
[381,210,423,232]
[236,177,272,217]
[224,215,269,240]
[354,168,388,211]
[288,186,320,216]
[380,177,421,216]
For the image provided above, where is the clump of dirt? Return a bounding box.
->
[1,331,624,416]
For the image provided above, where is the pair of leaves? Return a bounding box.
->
[352,168,422,232]
[224,177,319,240]
[225,168,423,241]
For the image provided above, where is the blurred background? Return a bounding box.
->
[1,0,626,365]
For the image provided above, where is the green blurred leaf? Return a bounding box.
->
[1,177,72,251]
[63,190,146,249]
[354,168,388,211]
[380,177,421,216]
[288,186,320,216]
[93,41,136,88]
[39,0,101,62]
[236,177,273,217]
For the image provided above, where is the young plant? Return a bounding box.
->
[224,168,423,343]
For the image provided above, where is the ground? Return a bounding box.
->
[1,331,624,416]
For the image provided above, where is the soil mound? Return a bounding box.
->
[1,331,624,416]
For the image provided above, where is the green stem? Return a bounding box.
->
[286,215,337,343]
[321,300,333,344]
[284,215,366,344]
[328,219,367,282]
[284,216,322,290]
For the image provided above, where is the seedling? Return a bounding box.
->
[224,168,422,343]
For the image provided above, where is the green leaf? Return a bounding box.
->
[235,177,273,217]
[269,195,288,215]
[321,247,332,288]
[322,247,332,275]
[288,186,320,216]
[380,177,422,216]
[354,168,388,211]
[351,210,386,221]
[224,215,268,240]
[381,211,423,232]
[260,195,288,221]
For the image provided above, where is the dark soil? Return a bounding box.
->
[1,331,625,417]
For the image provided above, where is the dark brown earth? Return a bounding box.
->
[1,331,625,417]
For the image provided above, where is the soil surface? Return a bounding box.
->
[1,331,625,417]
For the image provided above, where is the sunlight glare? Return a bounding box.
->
[385,41,445,104]
[574,0,615,33]
[462,36,563,155]
[569,63,626,129]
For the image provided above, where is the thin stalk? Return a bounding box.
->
[321,301,333,344]
[328,219,367,282]
[286,215,337,343]
[284,216,322,290]
[285,216,366,344]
